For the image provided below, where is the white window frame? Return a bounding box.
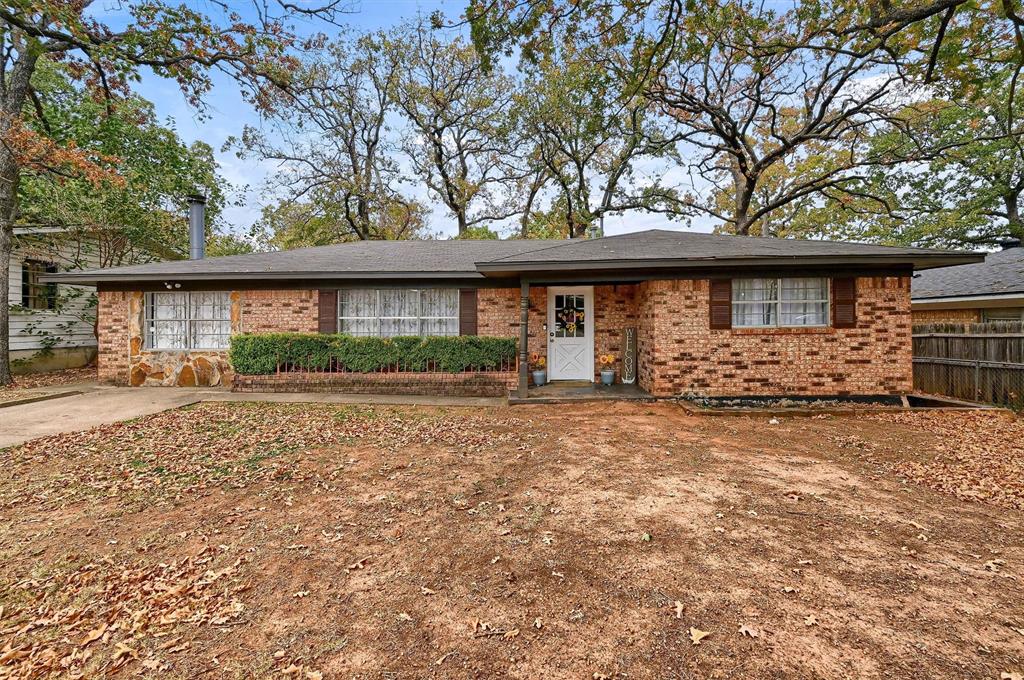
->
[144,291,232,350]
[336,288,460,337]
[732,277,831,328]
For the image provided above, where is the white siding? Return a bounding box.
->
[8,235,99,352]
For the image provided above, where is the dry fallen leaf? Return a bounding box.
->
[1001,673,1023,680]
[534,617,543,629]
[79,623,107,647]
[738,624,759,638]
[673,601,685,619]
[420,586,436,596]
[689,627,711,645]
[804,614,819,627]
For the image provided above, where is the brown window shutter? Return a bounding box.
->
[709,279,732,330]
[318,289,337,334]
[459,289,478,335]
[832,277,857,328]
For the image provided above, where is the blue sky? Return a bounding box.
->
[92,0,705,240]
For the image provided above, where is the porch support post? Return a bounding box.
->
[518,278,530,398]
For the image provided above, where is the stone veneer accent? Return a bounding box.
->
[911,308,982,324]
[233,371,517,397]
[637,277,912,397]
[97,289,318,387]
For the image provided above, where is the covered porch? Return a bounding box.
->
[502,279,645,399]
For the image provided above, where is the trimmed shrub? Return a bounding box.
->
[229,333,517,375]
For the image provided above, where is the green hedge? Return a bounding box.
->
[229,333,518,375]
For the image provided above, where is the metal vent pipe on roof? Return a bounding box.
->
[188,194,206,260]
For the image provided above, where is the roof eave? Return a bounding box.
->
[41,270,486,285]
[475,253,983,275]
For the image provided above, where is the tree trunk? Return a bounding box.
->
[732,164,755,236]
[1005,192,1024,241]
[0,45,40,385]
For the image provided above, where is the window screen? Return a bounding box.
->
[732,278,829,328]
[21,259,57,310]
[983,307,1024,322]
[145,291,231,349]
[338,289,459,337]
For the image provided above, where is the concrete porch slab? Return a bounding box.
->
[508,381,654,404]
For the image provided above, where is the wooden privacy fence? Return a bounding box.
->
[913,321,1024,408]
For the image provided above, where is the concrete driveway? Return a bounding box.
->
[0,387,213,448]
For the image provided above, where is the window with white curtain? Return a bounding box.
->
[732,278,829,327]
[145,291,232,349]
[338,288,459,337]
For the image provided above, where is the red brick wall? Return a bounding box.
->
[239,289,319,333]
[97,290,132,384]
[636,277,913,397]
[912,308,981,324]
[593,285,638,380]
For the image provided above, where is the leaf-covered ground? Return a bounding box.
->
[0,401,1022,678]
[0,368,96,403]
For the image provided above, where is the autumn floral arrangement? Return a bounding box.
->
[530,353,547,387]
[599,354,616,385]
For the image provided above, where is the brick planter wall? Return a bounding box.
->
[232,371,517,397]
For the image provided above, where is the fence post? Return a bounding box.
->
[975,359,981,400]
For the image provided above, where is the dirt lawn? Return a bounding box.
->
[1,401,1023,679]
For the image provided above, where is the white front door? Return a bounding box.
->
[547,286,594,381]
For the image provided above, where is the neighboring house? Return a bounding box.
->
[9,227,171,373]
[8,227,104,372]
[911,241,1024,324]
[46,229,978,398]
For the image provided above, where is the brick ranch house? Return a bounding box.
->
[46,229,979,399]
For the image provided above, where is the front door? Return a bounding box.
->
[547,286,594,381]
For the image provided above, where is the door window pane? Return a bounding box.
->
[554,294,585,338]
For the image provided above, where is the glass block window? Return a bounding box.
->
[732,278,829,328]
[553,293,586,337]
[338,289,459,337]
[21,259,57,310]
[145,291,231,350]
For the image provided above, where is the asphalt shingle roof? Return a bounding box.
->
[45,229,981,285]
[479,229,968,267]
[912,246,1024,300]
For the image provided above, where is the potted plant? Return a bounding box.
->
[599,354,616,385]
[530,353,547,386]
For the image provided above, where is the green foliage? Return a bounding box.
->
[18,59,235,261]
[229,333,517,375]
[457,225,499,240]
